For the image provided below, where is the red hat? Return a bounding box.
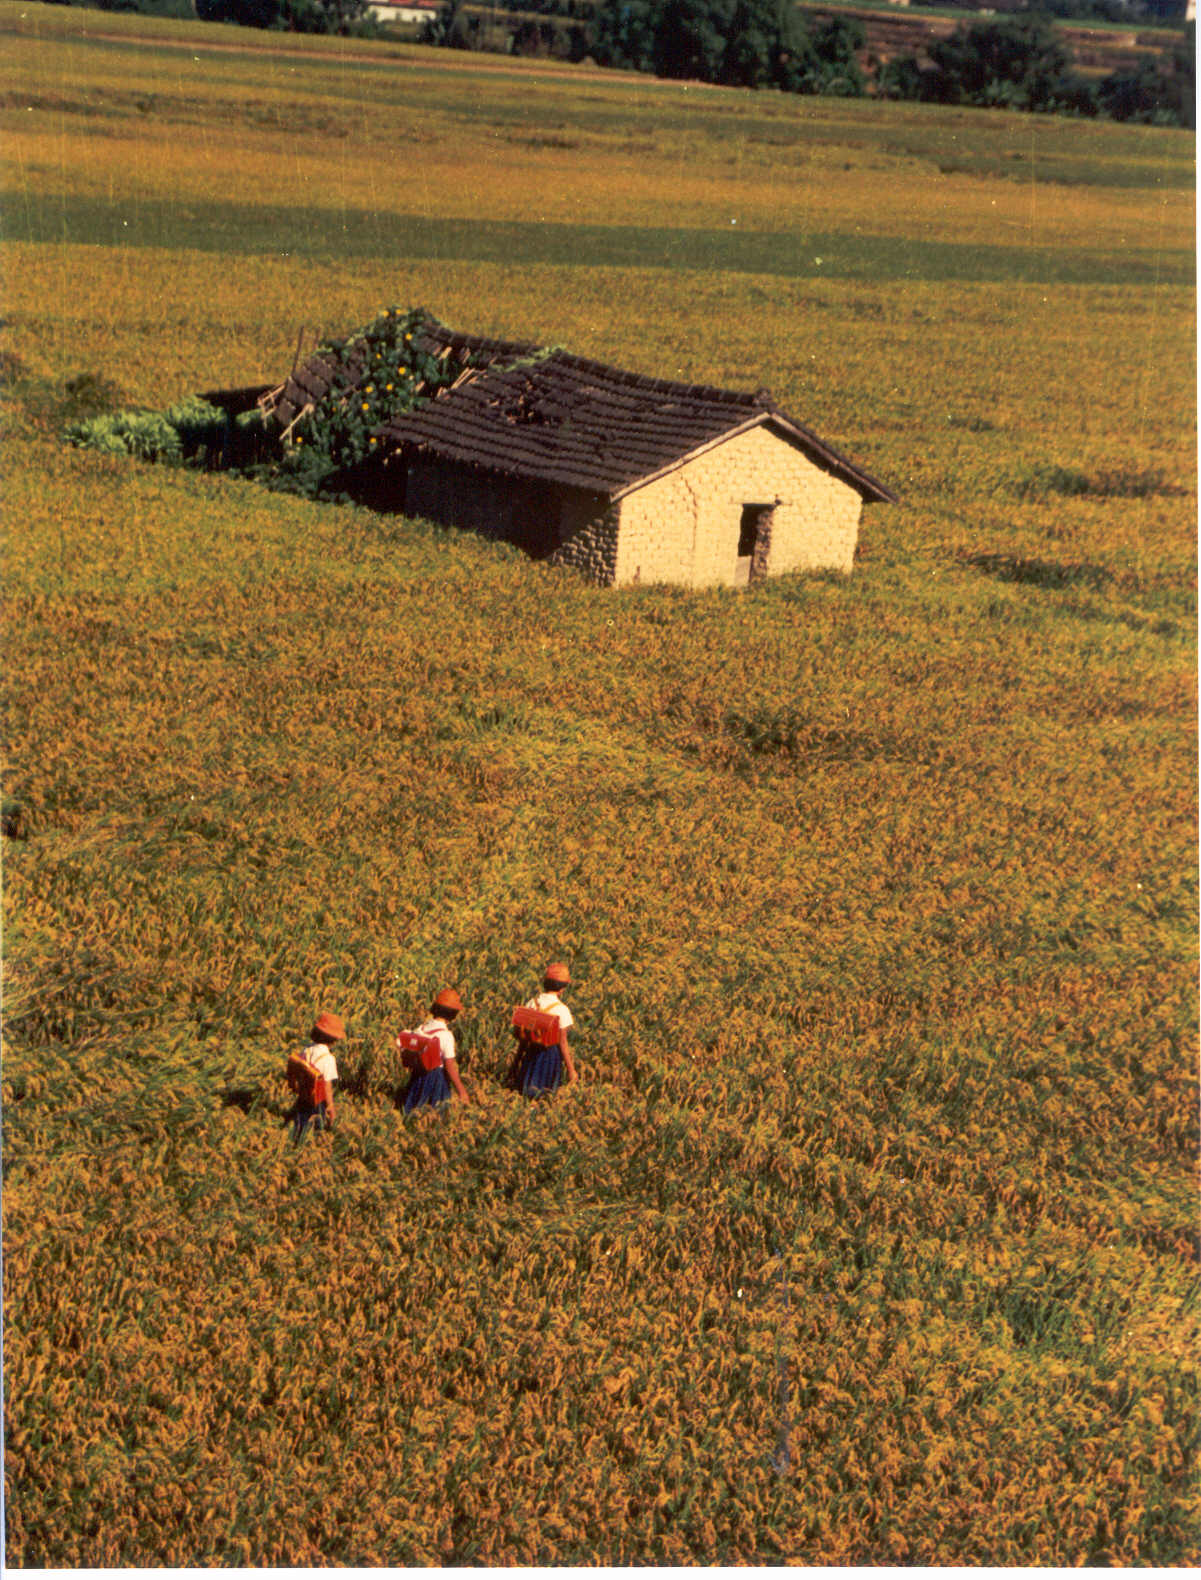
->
[544,962,570,985]
[313,1011,345,1041]
[433,988,463,1014]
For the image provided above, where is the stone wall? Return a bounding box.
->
[552,498,620,584]
[612,425,865,588]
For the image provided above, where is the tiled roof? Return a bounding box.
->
[377,350,896,504]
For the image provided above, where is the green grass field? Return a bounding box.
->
[2,2,1197,1564]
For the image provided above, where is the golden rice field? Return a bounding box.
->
[2,1,1197,1564]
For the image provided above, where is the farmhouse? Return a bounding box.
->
[379,353,894,587]
[366,0,438,22]
[264,318,896,588]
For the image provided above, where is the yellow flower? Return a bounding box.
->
[361,402,369,412]
[385,383,393,392]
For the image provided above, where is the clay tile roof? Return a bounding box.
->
[377,350,896,504]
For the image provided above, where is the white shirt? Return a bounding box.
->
[304,1044,339,1084]
[416,1016,457,1064]
[525,991,573,1032]
[301,1042,339,1093]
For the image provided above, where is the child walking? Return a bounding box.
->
[398,988,470,1114]
[511,961,577,1097]
[287,1011,344,1144]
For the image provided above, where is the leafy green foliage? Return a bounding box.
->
[61,308,484,502]
[53,0,197,16]
[64,407,184,462]
[799,14,867,96]
[65,395,229,464]
[269,307,454,499]
[592,0,864,94]
[194,0,376,34]
[584,0,658,68]
[926,14,1085,110]
[879,14,1192,124]
[1098,25,1196,127]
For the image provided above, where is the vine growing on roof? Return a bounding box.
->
[272,305,455,501]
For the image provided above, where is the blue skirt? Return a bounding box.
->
[291,1102,329,1144]
[404,1065,451,1113]
[517,1042,563,1097]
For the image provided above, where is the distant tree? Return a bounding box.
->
[590,0,658,69]
[196,0,275,24]
[423,0,478,45]
[926,13,1057,101]
[1142,0,1190,19]
[1098,22,1194,124]
[719,0,777,86]
[590,0,865,92]
[651,0,731,79]
[198,0,372,28]
[719,0,822,88]
[920,13,1096,111]
[875,52,931,99]
[880,18,1194,123]
[797,14,865,94]
[280,0,373,29]
[1037,0,1143,22]
[1171,20,1195,125]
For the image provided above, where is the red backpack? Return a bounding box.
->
[397,1029,443,1073]
[511,1005,562,1047]
[286,1048,331,1106]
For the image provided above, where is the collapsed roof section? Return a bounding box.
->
[260,316,540,438]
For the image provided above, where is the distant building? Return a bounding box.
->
[367,0,438,22]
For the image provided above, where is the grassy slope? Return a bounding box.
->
[2,5,1197,1565]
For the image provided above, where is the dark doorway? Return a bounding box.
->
[737,504,774,584]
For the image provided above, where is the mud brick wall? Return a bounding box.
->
[613,426,864,588]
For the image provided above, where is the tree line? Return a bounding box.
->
[44,0,380,32]
[590,0,867,92]
[878,12,1194,124]
[45,0,1195,125]
[431,0,1193,125]
[430,0,867,91]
